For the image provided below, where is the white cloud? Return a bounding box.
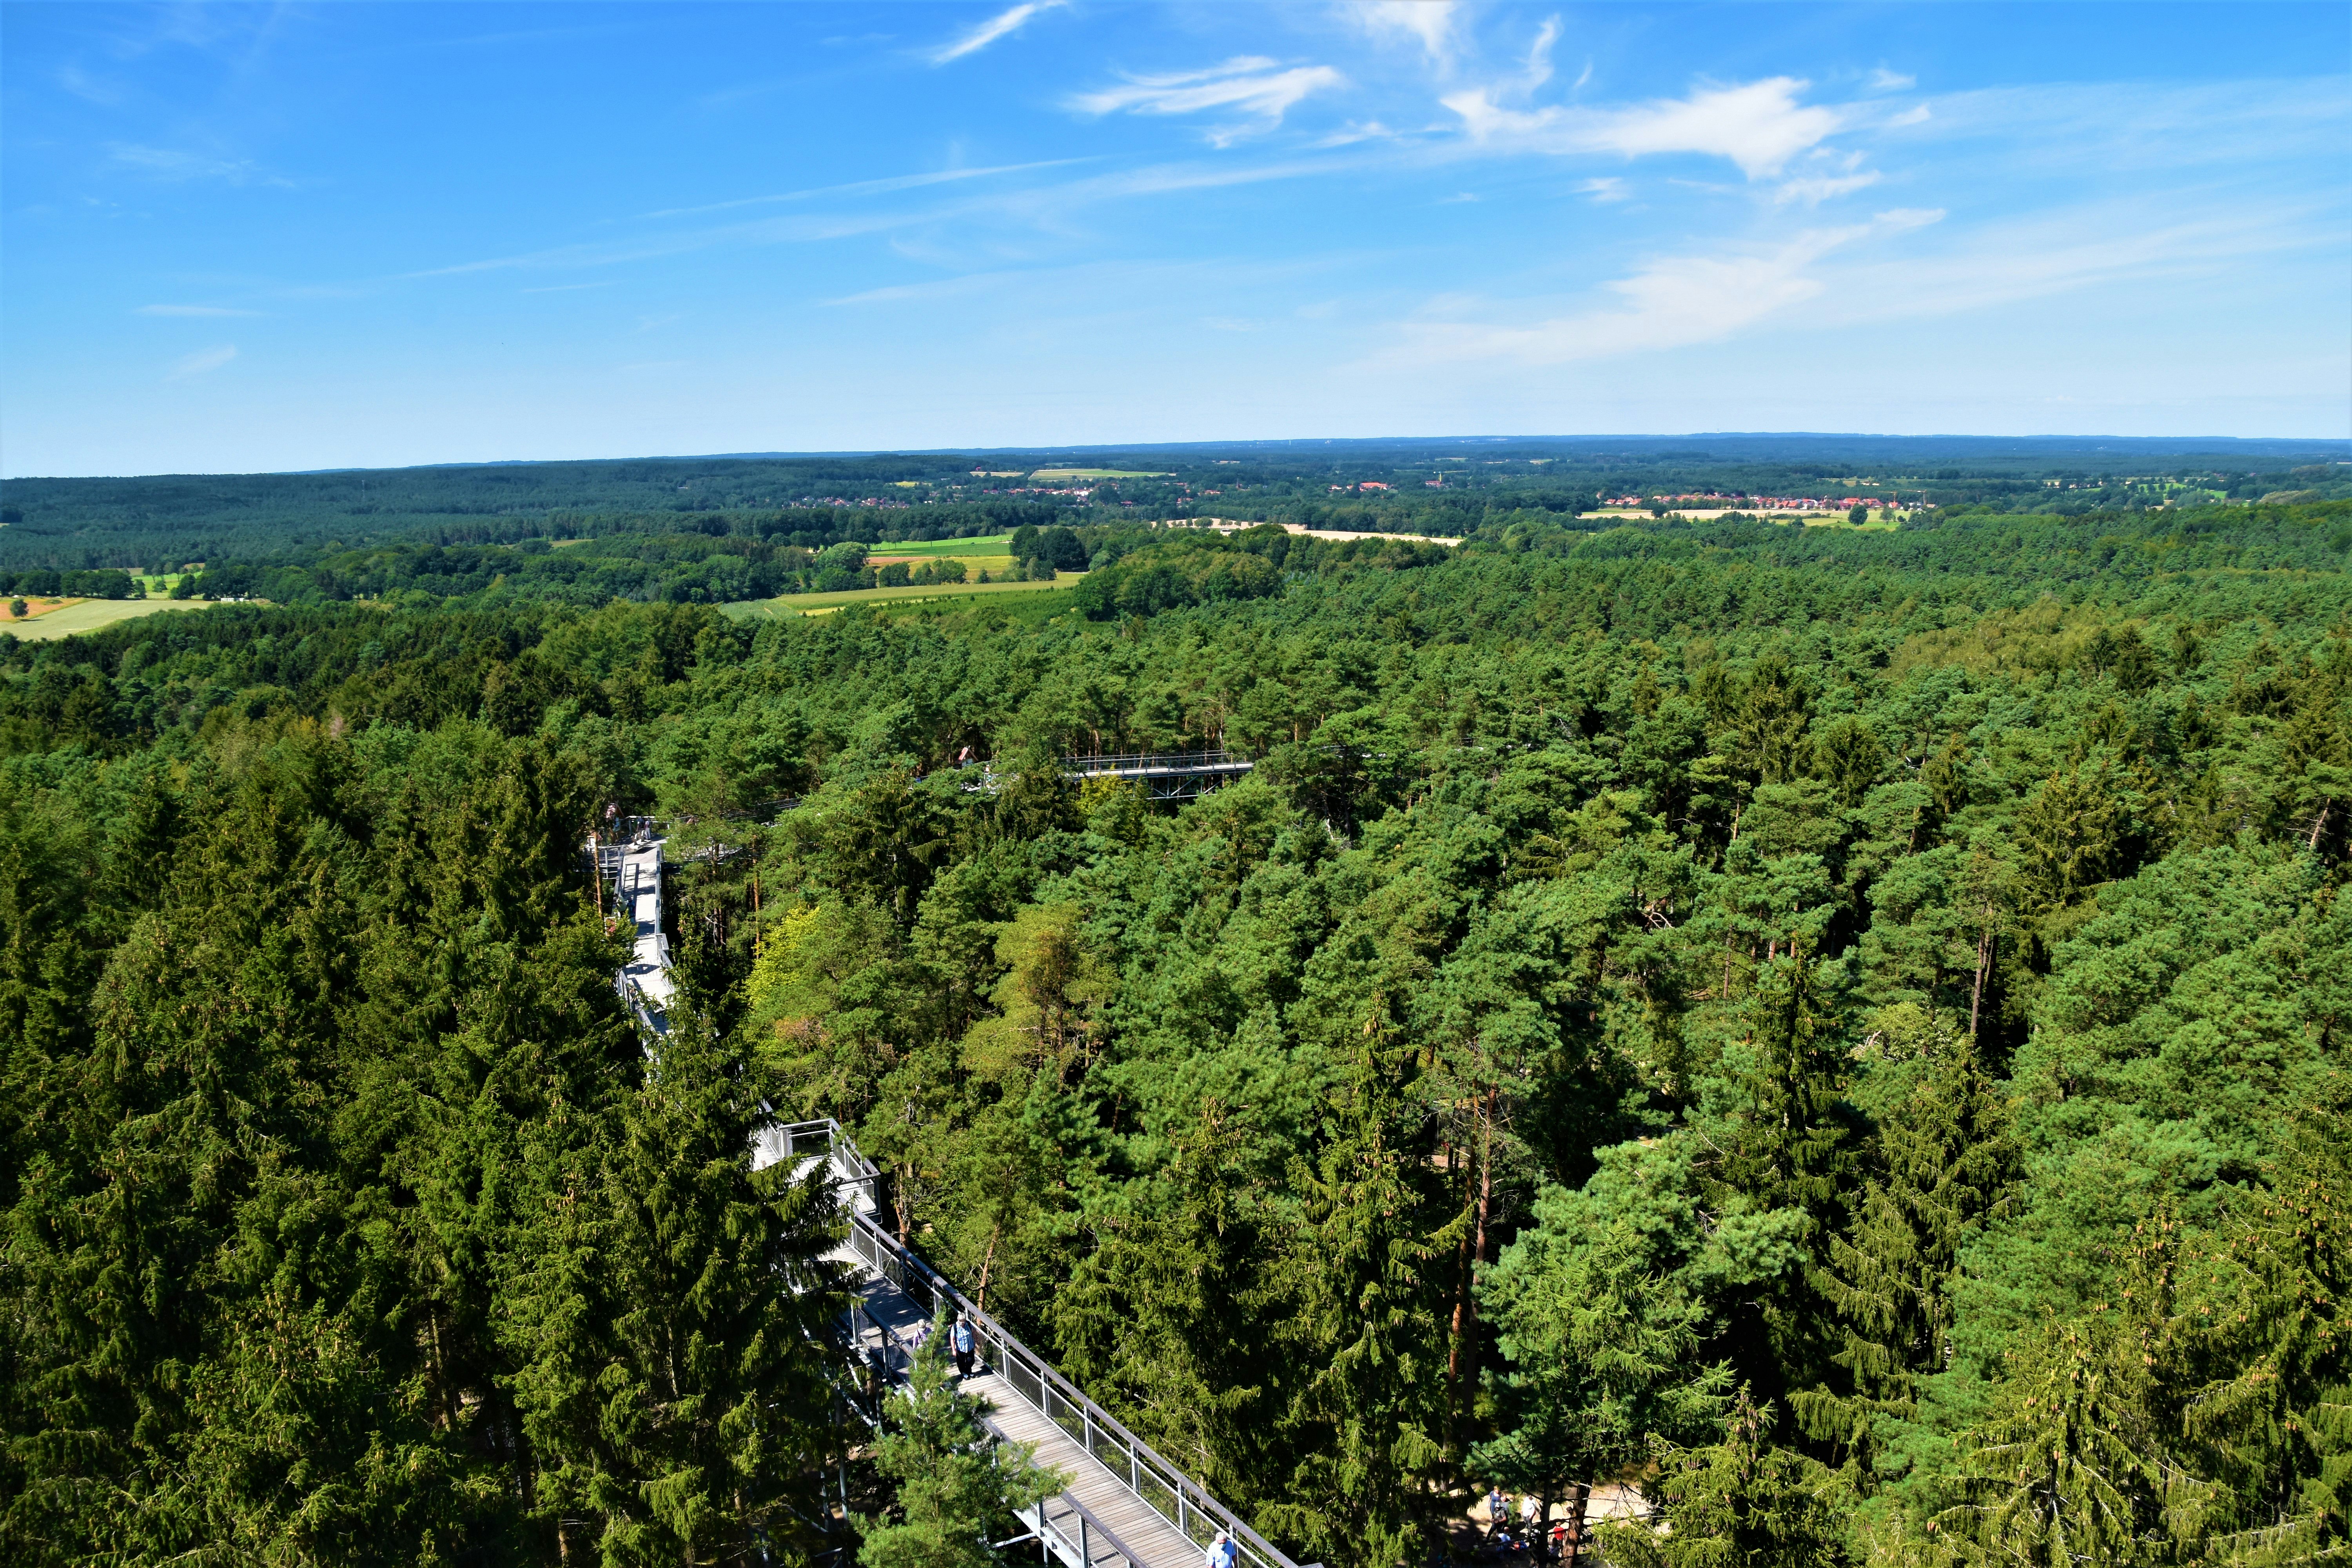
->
[1314,120,1403,148]
[1574,177,1626,201]
[167,344,238,380]
[1869,68,1916,92]
[136,303,262,317]
[1774,170,1880,205]
[1072,58,1343,139]
[1521,18,1561,94]
[1350,1,1459,67]
[931,1,1063,65]
[1441,76,1844,178]
[1393,207,1941,365]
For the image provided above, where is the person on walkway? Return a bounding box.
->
[1488,1488,1507,1530]
[1206,1530,1238,1568]
[952,1313,976,1378]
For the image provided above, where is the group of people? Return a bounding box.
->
[904,1311,982,1378]
[1485,1488,1577,1560]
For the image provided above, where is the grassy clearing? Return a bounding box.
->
[3,599,220,641]
[721,573,1079,620]
[866,534,1013,558]
[1030,468,1170,481]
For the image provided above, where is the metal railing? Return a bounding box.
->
[768,1119,882,1205]
[1064,750,1254,779]
[1022,1492,1153,1568]
[835,1200,1308,1568]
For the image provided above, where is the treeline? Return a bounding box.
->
[2,566,138,599]
[175,510,1084,608]
[11,439,2340,573]
[1,501,2347,1565]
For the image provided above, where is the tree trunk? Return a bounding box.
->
[1447,1085,1497,1434]
[1563,1483,1592,1568]
[976,1220,1001,1312]
[1970,920,1996,1041]
[1443,1125,1478,1422]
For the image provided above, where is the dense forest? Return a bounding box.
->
[4,437,2343,576]
[2,495,2348,1566]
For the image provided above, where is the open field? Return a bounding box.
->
[3,598,220,641]
[2,595,85,627]
[721,572,1079,619]
[1200,519,1461,546]
[870,533,1012,556]
[1030,468,1170,481]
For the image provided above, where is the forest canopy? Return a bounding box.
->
[1,491,2347,1566]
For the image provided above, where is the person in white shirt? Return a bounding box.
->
[1205,1530,1238,1568]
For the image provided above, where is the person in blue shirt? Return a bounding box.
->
[952,1313,976,1378]
[1206,1530,1238,1568]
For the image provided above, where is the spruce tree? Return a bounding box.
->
[1797,1016,2013,1468]
[1271,1042,1447,1568]
[1711,947,1859,1396]
[593,1007,850,1565]
[857,1319,1062,1568]
[1604,1388,1855,1568]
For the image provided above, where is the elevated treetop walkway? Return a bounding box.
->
[604,838,1307,1568]
[774,1120,1313,1568]
[1062,750,1252,801]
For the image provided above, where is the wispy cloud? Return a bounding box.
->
[57,64,128,106]
[1898,77,2347,172]
[166,344,238,380]
[1071,57,1344,142]
[136,303,261,317]
[634,160,1092,221]
[1815,202,2341,326]
[1773,152,1882,205]
[107,142,289,186]
[931,1,1063,65]
[1869,68,1916,93]
[1442,76,1844,179]
[1348,1,1460,69]
[1392,208,1942,365]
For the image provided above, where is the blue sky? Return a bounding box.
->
[3,2,2346,476]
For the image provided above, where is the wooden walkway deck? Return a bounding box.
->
[966,1364,1204,1568]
